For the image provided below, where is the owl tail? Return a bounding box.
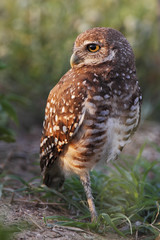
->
[42,160,65,190]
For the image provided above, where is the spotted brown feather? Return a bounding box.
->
[40,70,92,187]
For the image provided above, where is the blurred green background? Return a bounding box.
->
[0,0,160,134]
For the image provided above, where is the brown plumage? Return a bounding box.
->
[40,27,142,221]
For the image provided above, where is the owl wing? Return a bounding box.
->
[40,70,87,172]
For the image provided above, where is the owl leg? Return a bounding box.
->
[80,173,97,222]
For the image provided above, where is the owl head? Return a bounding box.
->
[70,27,135,71]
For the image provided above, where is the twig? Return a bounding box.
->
[12,198,66,206]
[9,192,15,204]
[151,201,160,225]
[135,230,138,240]
[54,224,87,232]
[24,211,43,230]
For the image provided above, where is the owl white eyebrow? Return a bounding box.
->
[83,40,101,46]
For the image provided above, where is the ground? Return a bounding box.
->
[0,121,160,240]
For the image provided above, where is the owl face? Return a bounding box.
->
[70,27,134,69]
[70,39,112,67]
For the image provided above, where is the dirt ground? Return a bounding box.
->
[0,121,160,240]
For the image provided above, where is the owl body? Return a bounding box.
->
[40,27,142,220]
[40,66,141,181]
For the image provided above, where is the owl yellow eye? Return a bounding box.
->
[87,44,100,52]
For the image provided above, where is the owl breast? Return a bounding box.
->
[103,105,140,163]
[59,78,141,176]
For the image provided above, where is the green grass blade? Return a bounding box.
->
[100,213,125,237]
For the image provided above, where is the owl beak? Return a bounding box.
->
[70,53,81,68]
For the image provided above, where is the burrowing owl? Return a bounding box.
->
[40,27,142,221]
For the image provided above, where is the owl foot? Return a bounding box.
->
[80,173,97,222]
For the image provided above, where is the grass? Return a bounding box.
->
[0,220,33,240]
[0,223,20,240]
[0,143,160,239]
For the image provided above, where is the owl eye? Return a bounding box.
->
[87,44,100,52]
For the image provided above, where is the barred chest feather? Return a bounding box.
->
[59,78,141,176]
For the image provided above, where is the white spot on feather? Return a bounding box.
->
[71,95,75,99]
[62,126,67,133]
[94,73,98,77]
[126,118,135,124]
[131,104,138,111]
[85,119,93,126]
[93,78,98,83]
[93,95,103,101]
[85,101,96,115]
[51,98,55,104]
[55,115,58,122]
[53,125,59,131]
[69,132,73,137]
[47,102,50,108]
[134,97,139,105]
[83,80,87,85]
[58,141,62,146]
[104,94,110,99]
[100,110,109,116]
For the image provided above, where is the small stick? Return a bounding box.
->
[12,198,66,206]
[151,201,159,225]
[24,211,43,230]
[9,192,15,204]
